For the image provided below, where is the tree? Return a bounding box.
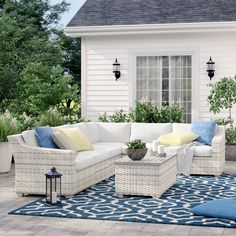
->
[208,76,236,125]
[0,0,81,117]
[8,62,79,116]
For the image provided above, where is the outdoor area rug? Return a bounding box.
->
[9,174,236,228]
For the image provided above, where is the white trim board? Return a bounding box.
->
[128,47,200,120]
[65,21,236,37]
[81,37,87,118]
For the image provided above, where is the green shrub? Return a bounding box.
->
[0,110,20,142]
[125,139,146,150]
[98,101,183,123]
[226,127,236,144]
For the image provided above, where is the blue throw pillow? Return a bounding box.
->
[191,199,236,221]
[191,120,216,146]
[35,126,58,149]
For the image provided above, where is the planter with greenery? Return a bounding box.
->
[0,111,19,173]
[125,139,147,161]
[208,76,236,161]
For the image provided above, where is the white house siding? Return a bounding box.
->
[81,31,236,121]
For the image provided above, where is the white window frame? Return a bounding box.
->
[128,47,200,121]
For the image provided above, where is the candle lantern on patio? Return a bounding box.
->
[45,167,62,205]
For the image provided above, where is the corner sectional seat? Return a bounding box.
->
[8,122,225,196]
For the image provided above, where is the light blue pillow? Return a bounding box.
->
[191,120,216,146]
[191,199,236,221]
[35,126,58,149]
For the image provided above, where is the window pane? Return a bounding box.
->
[171,56,181,67]
[162,56,169,67]
[137,68,147,79]
[162,68,169,79]
[162,79,169,90]
[148,68,158,78]
[137,91,147,100]
[137,80,147,90]
[148,56,159,67]
[182,56,192,67]
[137,56,147,67]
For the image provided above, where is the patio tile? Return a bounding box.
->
[189,227,224,236]
[1,163,236,236]
[223,228,236,235]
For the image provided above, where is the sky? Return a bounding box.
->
[50,0,86,27]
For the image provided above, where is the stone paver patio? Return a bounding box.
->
[0,163,236,236]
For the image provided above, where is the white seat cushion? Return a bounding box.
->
[130,123,172,143]
[22,130,39,147]
[98,123,131,143]
[193,145,212,157]
[75,142,122,170]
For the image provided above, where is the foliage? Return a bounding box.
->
[215,118,232,126]
[225,127,236,144]
[208,76,236,123]
[36,107,67,127]
[98,110,132,123]
[0,0,81,118]
[59,33,81,83]
[16,113,38,132]
[125,139,146,150]
[7,63,79,116]
[98,101,183,123]
[208,76,236,144]
[0,110,20,142]
[36,107,87,127]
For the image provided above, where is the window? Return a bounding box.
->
[136,55,192,123]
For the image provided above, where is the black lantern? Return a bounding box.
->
[207,57,215,80]
[113,58,121,81]
[45,167,62,205]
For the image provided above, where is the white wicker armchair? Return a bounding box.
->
[8,134,120,196]
[191,126,225,176]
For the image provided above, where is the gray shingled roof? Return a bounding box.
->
[67,0,236,27]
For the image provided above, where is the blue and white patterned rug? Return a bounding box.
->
[9,175,236,228]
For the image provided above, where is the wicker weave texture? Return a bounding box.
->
[191,126,225,176]
[115,154,177,198]
[8,134,121,196]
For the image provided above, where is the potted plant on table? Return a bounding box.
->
[208,76,236,160]
[125,139,147,161]
[0,110,19,173]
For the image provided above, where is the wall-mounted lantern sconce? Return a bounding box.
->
[206,57,215,80]
[113,58,121,81]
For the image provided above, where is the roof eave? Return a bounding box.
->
[64,21,236,37]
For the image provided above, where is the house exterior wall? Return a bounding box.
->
[81,32,236,121]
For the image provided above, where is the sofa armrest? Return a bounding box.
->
[8,134,77,165]
[212,126,225,148]
[211,126,225,162]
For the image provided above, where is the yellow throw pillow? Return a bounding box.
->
[58,127,93,151]
[158,132,199,146]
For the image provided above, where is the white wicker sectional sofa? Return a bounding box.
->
[8,122,225,197]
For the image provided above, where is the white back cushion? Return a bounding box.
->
[172,123,191,132]
[22,130,39,147]
[130,123,172,143]
[98,123,131,143]
[84,122,100,143]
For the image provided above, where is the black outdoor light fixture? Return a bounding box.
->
[207,57,215,80]
[45,167,62,205]
[113,58,121,81]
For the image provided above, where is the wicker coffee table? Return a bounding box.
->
[115,153,177,198]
